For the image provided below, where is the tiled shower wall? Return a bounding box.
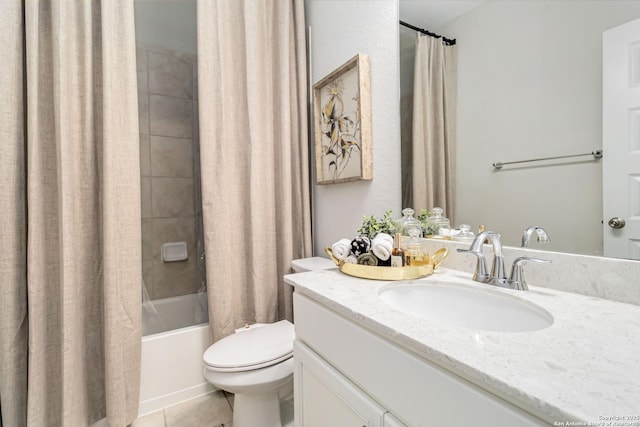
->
[137,43,202,300]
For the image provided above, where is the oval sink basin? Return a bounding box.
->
[378,280,553,332]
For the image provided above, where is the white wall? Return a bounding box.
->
[437,1,640,256]
[306,0,401,255]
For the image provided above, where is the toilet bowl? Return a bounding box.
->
[203,320,295,427]
[202,257,334,427]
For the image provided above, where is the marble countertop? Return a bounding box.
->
[285,268,640,424]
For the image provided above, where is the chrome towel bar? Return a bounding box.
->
[493,149,603,170]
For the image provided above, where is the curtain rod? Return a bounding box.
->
[399,20,456,46]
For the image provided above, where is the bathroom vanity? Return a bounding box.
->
[285,265,640,426]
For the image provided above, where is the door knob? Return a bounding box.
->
[608,217,626,229]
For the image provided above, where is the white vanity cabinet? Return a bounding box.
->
[294,340,398,426]
[293,293,547,427]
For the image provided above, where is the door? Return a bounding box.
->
[603,18,640,259]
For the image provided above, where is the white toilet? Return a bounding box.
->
[202,256,335,427]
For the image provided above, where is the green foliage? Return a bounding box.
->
[417,208,438,236]
[357,210,398,239]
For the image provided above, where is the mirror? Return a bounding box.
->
[399,0,640,260]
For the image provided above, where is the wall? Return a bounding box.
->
[137,43,201,300]
[135,0,204,302]
[306,0,402,255]
[435,1,640,255]
[134,0,197,56]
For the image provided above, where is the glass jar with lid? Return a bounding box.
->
[423,207,451,239]
[452,224,475,243]
[397,208,423,238]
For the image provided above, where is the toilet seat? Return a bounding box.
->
[203,320,294,372]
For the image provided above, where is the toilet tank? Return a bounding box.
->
[291,256,336,273]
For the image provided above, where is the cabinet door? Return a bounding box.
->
[294,340,385,427]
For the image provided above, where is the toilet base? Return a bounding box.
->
[233,389,281,427]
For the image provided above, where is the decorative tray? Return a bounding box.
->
[324,247,447,281]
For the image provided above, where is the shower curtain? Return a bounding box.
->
[412,34,458,220]
[0,1,141,426]
[197,0,312,342]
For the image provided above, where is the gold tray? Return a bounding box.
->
[324,247,448,281]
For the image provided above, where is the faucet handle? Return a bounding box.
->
[457,249,490,283]
[507,256,551,291]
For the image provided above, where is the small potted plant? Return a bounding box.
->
[357,210,398,239]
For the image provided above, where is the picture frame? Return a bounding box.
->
[313,53,372,185]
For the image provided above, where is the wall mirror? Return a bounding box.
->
[399,0,640,261]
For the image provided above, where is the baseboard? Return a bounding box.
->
[138,383,217,417]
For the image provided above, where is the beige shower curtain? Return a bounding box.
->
[412,34,457,221]
[0,1,141,426]
[198,0,312,342]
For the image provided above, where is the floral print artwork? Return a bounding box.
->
[319,67,362,181]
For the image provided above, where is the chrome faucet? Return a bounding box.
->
[457,230,507,286]
[507,257,551,291]
[458,230,551,290]
[521,226,550,248]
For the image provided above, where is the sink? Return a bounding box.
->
[378,279,553,332]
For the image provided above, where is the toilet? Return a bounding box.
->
[202,256,335,427]
[290,256,336,274]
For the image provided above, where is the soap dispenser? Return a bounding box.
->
[391,233,405,267]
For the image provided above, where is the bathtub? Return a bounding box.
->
[139,293,215,416]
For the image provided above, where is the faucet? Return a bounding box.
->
[458,230,551,290]
[507,257,551,291]
[521,226,550,248]
[457,230,507,286]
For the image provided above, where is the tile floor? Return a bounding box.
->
[132,391,234,427]
[132,391,294,427]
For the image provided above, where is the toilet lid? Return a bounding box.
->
[291,256,336,272]
[203,320,295,372]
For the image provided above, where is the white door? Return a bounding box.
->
[603,18,640,259]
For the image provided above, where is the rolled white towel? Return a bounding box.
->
[371,233,393,261]
[344,254,358,264]
[374,232,393,244]
[331,238,352,261]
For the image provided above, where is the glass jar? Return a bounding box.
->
[452,224,475,244]
[424,207,451,239]
[403,241,431,266]
[397,208,423,238]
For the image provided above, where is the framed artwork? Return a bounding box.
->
[313,53,372,184]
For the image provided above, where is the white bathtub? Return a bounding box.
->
[139,293,215,416]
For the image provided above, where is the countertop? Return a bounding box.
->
[285,268,640,424]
